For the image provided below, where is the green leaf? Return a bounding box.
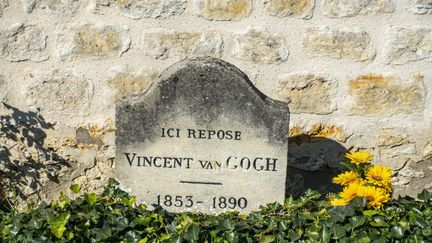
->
[331,225,346,239]
[48,212,70,239]
[351,197,367,209]
[84,193,98,206]
[390,226,404,239]
[258,235,276,243]
[328,205,355,223]
[362,210,379,217]
[369,216,389,227]
[70,184,81,194]
[422,227,432,237]
[350,216,366,229]
[185,224,200,241]
[418,189,430,202]
[288,229,300,241]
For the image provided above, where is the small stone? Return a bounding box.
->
[21,0,36,13]
[406,0,432,14]
[41,0,80,15]
[398,168,425,179]
[303,26,375,61]
[277,73,337,114]
[232,27,288,64]
[24,68,93,122]
[107,66,159,100]
[195,0,252,21]
[322,0,395,18]
[424,141,432,158]
[55,23,130,60]
[349,74,425,115]
[385,27,432,64]
[392,177,411,186]
[115,0,187,19]
[0,23,49,62]
[263,0,314,19]
[378,128,408,147]
[140,29,223,60]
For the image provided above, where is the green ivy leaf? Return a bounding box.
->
[185,224,200,241]
[328,206,355,223]
[418,189,430,203]
[369,216,389,228]
[350,216,366,229]
[70,184,81,194]
[84,193,98,206]
[331,225,346,239]
[390,226,404,239]
[258,235,276,243]
[48,212,70,239]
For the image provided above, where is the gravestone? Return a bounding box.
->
[115,57,289,213]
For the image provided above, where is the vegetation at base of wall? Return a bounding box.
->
[0,179,431,242]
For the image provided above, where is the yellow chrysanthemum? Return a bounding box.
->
[339,182,364,202]
[330,198,348,206]
[345,151,373,165]
[332,171,360,186]
[358,186,390,208]
[366,165,392,191]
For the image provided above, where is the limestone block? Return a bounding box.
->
[54,23,130,60]
[24,68,93,122]
[115,0,187,19]
[140,29,223,60]
[303,26,375,61]
[322,0,394,18]
[195,0,252,21]
[263,0,315,19]
[232,27,288,64]
[277,73,337,114]
[0,23,49,62]
[384,27,432,64]
[406,0,432,14]
[107,66,159,101]
[349,74,425,115]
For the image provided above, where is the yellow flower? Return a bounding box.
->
[358,186,390,208]
[345,151,373,165]
[339,182,364,202]
[332,171,360,186]
[366,165,392,191]
[330,198,348,206]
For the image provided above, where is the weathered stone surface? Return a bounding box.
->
[195,0,252,20]
[107,66,159,101]
[349,74,425,115]
[406,0,432,14]
[140,29,223,60]
[288,124,350,171]
[21,0,36,13]
[378,128,409,147]
[55,23,130,60]
[303,26,375,61]
[0,23,49,62]
[22,0,79,15]
[116,57,289,213]
[277,73,337,114]
[0,75,7,101]
[322,0,394,18]
[115,0,187,19]
[424,141,432,159]
[0,0,8,17]
[41,0,79,15]
[24,69,93,121]
[263,0,314,19]
[232,27,288,64]
[384,27,432,64]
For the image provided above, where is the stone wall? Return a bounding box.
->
[0,0,431,203]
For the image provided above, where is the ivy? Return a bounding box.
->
[0,180,431,242]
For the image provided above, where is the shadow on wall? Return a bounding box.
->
[0,103,71,209]
[286,135,348,198]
